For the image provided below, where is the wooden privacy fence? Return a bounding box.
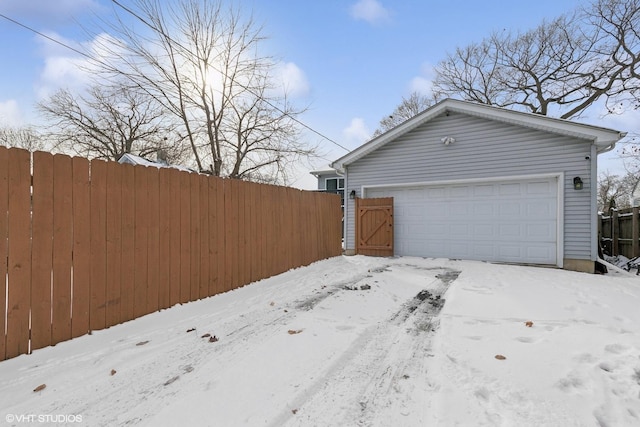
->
[599,207,640,259]
[0,147,342,361]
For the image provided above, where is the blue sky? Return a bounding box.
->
[0,0,636,189]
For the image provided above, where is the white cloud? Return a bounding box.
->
[35,32,122,101]
[342,118,371,146]
[276,62,310,98]
[410,76,434,97]
[350,0,391,25]
[0,100,23,126]
[409,62,436,97]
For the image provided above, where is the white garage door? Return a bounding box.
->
[366,177,558,265]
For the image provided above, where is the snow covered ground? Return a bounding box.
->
[2,256,640,427]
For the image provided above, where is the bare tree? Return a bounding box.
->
[38,84,187,162]
[92,0,314,184]
[597,171,640,211]
[372,92,433,137]
[0,126,47,151]
[432,0,640,119]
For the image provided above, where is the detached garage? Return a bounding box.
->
[331,99,625,273]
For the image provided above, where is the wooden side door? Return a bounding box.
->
[356,197,393,257]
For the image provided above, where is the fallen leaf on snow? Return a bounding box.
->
[270,301,275,306]
[33,384,46,392]
[495,354,507,360]
[288,329,303,335]
[292,409,298,415]
[525,321,534,327]
[136,340,149,346]
[186,328,196,333]
[110,369,117,376]
[201,333,211,338]
[209,336,219,343]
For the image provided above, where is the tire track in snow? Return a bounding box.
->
[278,266,459,427]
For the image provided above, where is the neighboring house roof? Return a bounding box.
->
[331,98,627,172]
[118,153,194,173]
[309,167,340,177]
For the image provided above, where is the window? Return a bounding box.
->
[326,178,344,190]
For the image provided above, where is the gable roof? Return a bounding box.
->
[331,98,626,172]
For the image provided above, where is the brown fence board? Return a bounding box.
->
[146,167,160,314]
[199,175,210,300]
[6,148,32,359]
[90,160,108,331]
[212,177,225,295]
[239,180,249,287]
[158,168,171,310]
[30,152,54,351]
[168,168,181,307]
[248,181,261,282]
[263,184,274,278]
[179,172,190,303]
[0,147,7,360]
[189,174,201,300]
[52,154,73,345]
[133,166,149,317]
[105,161,123,328]
[229,179,240,291]
[119,164,135,323]
[71,157,91,338]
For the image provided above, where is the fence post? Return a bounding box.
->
[633,207,639,258]
[612,209,619,256]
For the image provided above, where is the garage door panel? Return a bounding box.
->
[474,203,494,215]
[526,223,554,240]
[499,183,522,195]
[426,223,448,236]
[450,186,470,197]
[527,181,553,194]
[526,245,557,262]
[473,224,495,237]
[366,176,558,265]
[426,188,445,198]
[474,185,496,196]
[499,203,521,216]
[450,224,470,236]
[450,201,471,215]
[497,245,522,259]
[499,224,521,238]
[527,202,554,217]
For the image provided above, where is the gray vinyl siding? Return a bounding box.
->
[344,111,595,261]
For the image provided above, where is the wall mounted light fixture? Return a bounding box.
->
[349,189,356,199]
[573,177,583,190]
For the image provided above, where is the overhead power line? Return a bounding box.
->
[0,13,95,61]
